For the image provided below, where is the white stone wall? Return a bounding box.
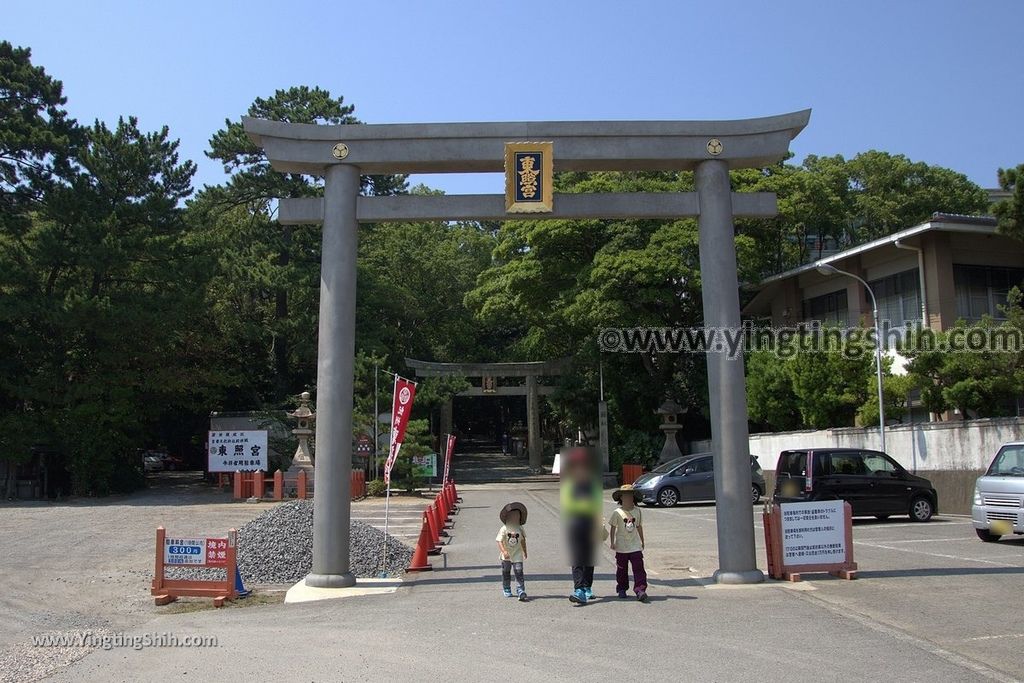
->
[688,416,1024,472]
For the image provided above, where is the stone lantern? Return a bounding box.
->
[287,390,316,478]
[655,398,685,464]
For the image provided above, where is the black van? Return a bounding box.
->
[772,448,938,522]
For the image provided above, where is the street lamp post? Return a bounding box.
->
[816,264,886,453]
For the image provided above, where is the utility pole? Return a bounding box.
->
[373,361,379,480]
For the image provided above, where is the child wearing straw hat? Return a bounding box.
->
[609,484,649,602]
[496,502,529,602]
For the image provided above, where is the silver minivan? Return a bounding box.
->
[972,442,1024,542]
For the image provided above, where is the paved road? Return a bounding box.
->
[41,481,1024,682]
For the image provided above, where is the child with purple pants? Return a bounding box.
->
[608,484,649,603]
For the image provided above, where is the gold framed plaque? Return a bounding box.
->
[504,141,553,213]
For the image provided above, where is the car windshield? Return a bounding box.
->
[987,445,1024,476]
[651,458,686,473]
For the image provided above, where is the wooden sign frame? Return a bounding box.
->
[151,527,238,607]
[763,501,857,581]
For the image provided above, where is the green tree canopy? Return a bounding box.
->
[993,164,1023,241]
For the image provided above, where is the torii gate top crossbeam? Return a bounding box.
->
[242,110,810,175]
[405,357,568,378]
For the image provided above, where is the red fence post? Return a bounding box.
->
[153,527,166,594]
[297,470,307,499]
[233,471,243,499]
[252,470,264,500]
[273,470,283,501]
[220,528,238,607]
[621,464,644,485]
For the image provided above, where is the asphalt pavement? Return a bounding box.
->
[44,480,1024,682]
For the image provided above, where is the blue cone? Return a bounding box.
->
[234,567,250,598]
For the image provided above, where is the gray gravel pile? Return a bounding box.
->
[167,500,413,585]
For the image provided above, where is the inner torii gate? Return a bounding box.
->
[244,110,810,590]
[405,358,569,472]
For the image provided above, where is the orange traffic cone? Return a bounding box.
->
[424,508,443,550]
[431,503,450,537]
[425,510,442,556]
[436,492,451,522]
[446,483,459,513]
[451,481,461,503]
[407,518,434,572]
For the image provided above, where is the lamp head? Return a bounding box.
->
[816,264,838,276]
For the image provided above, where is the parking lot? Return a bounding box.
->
[2,478,1023,681]
[618,496,1024,679]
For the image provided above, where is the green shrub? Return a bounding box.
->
[367,478,387,497]
[613,430,660,472]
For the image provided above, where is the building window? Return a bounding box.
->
[802,289,849,326]
[953,265,1024,321]
[867,269,921,330]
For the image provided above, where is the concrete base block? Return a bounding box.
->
[713,568,765,585]
[285,576,401,604]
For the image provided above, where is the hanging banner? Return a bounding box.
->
[443,434,456,483]
[383,375,417,485]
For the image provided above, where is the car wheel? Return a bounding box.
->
[976,528,1001,542]
[909,496,934,522]
[657,487,679,507]
[751,485,761,504]
[874,514,890,520]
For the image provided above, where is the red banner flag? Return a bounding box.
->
[443,434,456,483]
[383,375,417,485]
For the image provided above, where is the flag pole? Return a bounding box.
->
[381,373,398,577]
[379,372,418,577]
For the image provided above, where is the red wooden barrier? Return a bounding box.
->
[350,470,366,498]
[232,468,368,501]
[151,526,238,607]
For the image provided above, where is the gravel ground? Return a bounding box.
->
[0,473,418,682]
[167,500,414,584]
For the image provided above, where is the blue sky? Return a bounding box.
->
[6,0,1023,196]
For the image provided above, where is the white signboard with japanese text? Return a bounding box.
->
[779,500,846,566]
[162,536,230,566]
[163,537,206,565]
[207,430,268,473]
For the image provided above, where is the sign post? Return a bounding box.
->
[763,500,857,581]
[151,527,240,607]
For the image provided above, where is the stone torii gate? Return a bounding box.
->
[405,358,569,472]
[244,110,810,590]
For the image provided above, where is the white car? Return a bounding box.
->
[972,442,1024,542]
[143,455,164,472]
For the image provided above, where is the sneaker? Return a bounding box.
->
[569,588,588,605]
[617,590,628,599]
[637,591,650,603]
[502,588,513,598]
[583,588,594,600]
[518,592,528,602]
